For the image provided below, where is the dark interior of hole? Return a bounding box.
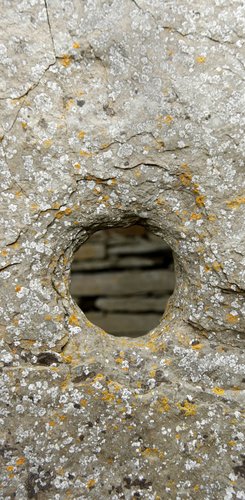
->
[70,225,175,337]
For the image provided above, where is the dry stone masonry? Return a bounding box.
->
[71,226,175,336]
[0,0,244,498]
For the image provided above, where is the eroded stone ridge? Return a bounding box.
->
[0,0,244,498]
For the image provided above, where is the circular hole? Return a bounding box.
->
[70,225,175,337]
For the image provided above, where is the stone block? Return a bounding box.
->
[73,243,106,261]
[70,270,175,297]
[95,296,170,312]
[86,312,162,336]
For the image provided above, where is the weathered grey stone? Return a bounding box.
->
[70,269,175,296]
[0,0,244,498]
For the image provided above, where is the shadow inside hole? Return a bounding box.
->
[70,225,175,337]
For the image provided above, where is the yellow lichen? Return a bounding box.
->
[101,390,115,402]
[142,447,164,460]
[196,56,206,64]
[79,150,93,157]
[212,387,225,396]
[163,114,173,124]
[228,440,236,447]
[77,130,86,139]
[42,139,53,148]
[158,396,170,413]
[212,261,223,272]
[177,400,197,416]
[73,162,81,169]
[73,41,80,49]
[80,399,88,407]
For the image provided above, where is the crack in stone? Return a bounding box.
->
[0,60,57,102]
[44,0,57,58]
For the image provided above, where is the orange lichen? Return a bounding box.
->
[226,313,239,324]
[164,358,172,366]
[212,387,225,396]
[6,465,14,471]
[179,172,192,187]
[226,196,245,209]
[195,195,205,207]
[16,457,26,466]
[190,213,202,220]
[77,130,86,139]
[60,55,72,67]
[156,197,166,205]
[15,285,22,293]
[68,314,80,326]
[44,314,52,321]
[55,207,72,219]
[191,343,204,350]
[86,479,96,489]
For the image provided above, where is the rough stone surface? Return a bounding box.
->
[0,0,244,498]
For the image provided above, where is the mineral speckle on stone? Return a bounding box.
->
[0,0,244,498]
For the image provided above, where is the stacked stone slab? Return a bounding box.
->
[71,226,175,336]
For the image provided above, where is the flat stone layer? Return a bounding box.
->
[0,0,244,498]
[70,269,175,296]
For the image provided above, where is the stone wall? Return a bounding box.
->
[71,226,175,336]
